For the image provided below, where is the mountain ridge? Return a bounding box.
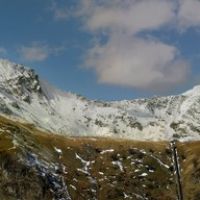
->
[0,59,200,141]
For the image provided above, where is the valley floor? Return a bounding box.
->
[0,116,199,200]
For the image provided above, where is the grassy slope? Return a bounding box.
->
[177,142,200,200]
[0,116,199,200]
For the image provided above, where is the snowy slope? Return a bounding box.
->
[0,59,200,141]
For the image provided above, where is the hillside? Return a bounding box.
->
[0,116,200,199]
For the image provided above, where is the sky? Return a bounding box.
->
[0,0,200,101]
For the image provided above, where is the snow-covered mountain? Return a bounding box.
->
[0,59,200,141]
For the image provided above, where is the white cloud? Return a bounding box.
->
[49,0,200,30]
[0,47,7,55]
[79,0,175,34]
[86,34,190,90]
[18,43,64,62]
[19,44,49,61]
[178,0,200,29]
[51,0,200,91]
[74,0,190,91]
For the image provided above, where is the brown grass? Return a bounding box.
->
[1,115,199,199]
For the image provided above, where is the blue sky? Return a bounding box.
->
[0,0,200,100]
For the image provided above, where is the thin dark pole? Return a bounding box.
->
[171,141,184,200]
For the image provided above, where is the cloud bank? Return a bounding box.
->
[86,35,189,91]
[18,43,64,62]
[178,0,200,29]
[53,0,200,91]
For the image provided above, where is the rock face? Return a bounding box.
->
[0,117,72,200]
[0,59,200,141]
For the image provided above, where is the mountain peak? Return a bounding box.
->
[0,59,26,80]
[0,59,42,103]
[182,85,200,96]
